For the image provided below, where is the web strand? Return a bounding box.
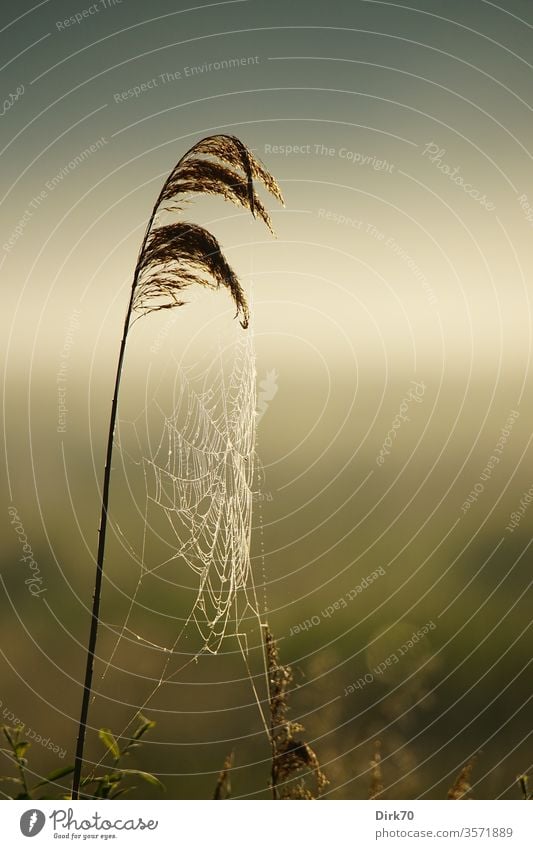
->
[88,323,270,783]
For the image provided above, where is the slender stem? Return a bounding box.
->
[71,196,163,800]
[16,754,31,799]
[264,628,279,801]
[71,296,134,800]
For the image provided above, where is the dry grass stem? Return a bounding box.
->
[213,752,234,800]
[448,756,477,799]
[265,627,327,799]
[369,740,384,800]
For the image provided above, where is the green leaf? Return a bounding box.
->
[80,776,104,787]
[109,787,133,799]
[14,742,29,760]
[93,780,106,800]
[98,729,121,761]
[33,765,74,789]
[132,716,156,741]
[119,769,164,791]
[81,772,121,787]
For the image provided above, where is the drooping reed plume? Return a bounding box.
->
[265,627,327,799]
[71,135,283,799]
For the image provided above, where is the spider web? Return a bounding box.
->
[142,327,260,655]
[93,320,271,751]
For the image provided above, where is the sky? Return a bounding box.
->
[1,0,533,800]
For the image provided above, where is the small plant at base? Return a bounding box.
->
[80,714,163,800]
[1,714,159,800]
[0,725,73,800]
